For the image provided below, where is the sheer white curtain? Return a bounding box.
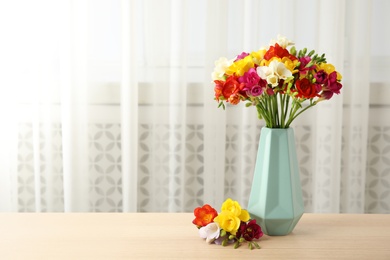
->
[0,0,389,213]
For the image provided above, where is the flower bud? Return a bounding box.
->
[290,46,296,56]
[222,239,228,246]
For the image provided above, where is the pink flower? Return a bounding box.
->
[239,68,260,89]
[298,56,315,75]
[235,52,250,61]
[249,85,263,97]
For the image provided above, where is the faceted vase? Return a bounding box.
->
[247,127,304,236]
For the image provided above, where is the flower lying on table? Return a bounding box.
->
[192,198,263,250]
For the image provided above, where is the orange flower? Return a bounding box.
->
[193,204,218,227]
[214,76,243,103]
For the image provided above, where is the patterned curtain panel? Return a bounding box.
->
[0,0,389,213]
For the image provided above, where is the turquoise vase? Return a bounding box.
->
[247,127,304,236]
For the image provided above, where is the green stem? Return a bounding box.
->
[256,100,272,127]
[284,95,290,125]
[280,93,285,128]
[285,100,317,127]
[272,94,279,127]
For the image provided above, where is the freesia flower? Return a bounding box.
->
[238,68,260,89]
[213,210,241,235]
[295,78,319,99]
[298,56,315,75]
[221,198,242,216]
[257,60,291,86]
[250,49,266,65]
[236,219,263,241]
[212,57,234,81]
[235,52,250,61]
[264,43,296,61]
[214,76,243,102]
[249,85,263,97]
[199,222,220,244]
[192,198,262,250]
[314,70,328,84]
[225,55,254,76]
[326,71,342,94]
[268,60,292,80]
[192,204,218,227]
[221,198,250,222]
[270,34,294,49]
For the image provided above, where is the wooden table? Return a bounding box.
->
[0,213,389,259]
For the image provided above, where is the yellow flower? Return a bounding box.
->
[337,72,342,81]
[318,63,335,74]
[250,49,266,65]
[281,57,299,74]
[239,209,250,222]
[213,210,241,235]
[225,55,254,76]
[221,198,250,222]
[318,63,342,80]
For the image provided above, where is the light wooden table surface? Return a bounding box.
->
[0,213,389,259]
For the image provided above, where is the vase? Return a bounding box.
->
[247,127,304,236]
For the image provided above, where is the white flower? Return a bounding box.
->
[270,34,294,48]
[268,60,292,80]
[256,65,271,79]
[211,57,234,81]
[199,222,220,244]
[257,60,291,87]
[266,74,279,87]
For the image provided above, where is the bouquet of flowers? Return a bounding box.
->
[192,198,263,250]
[212,35,343,128]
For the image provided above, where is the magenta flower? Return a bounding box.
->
[235,52,250,61]
[298,56,314,75]
[249,85,263,97]
[238,68,260,89]
[321,90,334,100]
[326,71,342,94]
[314,70,327,84]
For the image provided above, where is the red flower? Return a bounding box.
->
[236,219,263,241]
[214,76,244,103]
[192,204,218,227]
[264,43,297,61]
[295,78,319,99]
